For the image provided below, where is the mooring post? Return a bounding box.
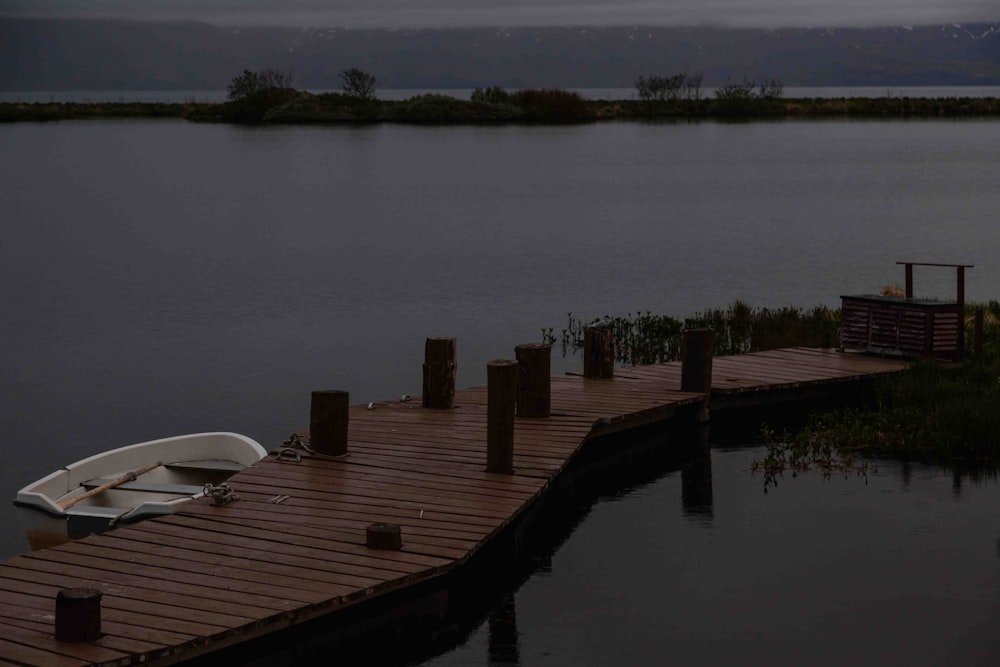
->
[310,389,349,456]
[487,359,518,474]
[681,328,715,396]
[583,322,614,379]
[682,328,715,442]
[423,337,457,409]
[515,343,551,418]
[55,588,102,642]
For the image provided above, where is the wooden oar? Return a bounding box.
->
[58,462,163,510]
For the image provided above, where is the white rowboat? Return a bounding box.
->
[14,432,268,551]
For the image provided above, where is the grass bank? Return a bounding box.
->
[543,300,840,366]
[754,301,1000,483]
[5,89,1000,123]
[547,300,1000,473]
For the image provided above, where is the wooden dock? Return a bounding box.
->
[0,348,909,666]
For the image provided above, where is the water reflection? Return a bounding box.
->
[487,592,520,666]
[681,452,714,521]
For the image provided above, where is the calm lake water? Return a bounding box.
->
[414,448,1000,667]
[3,116,1000,662]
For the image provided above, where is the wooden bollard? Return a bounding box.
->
[487,359,518,474]
[682,328,715,432]
[681,328,715,395]
[583,323,614,379]
[366,523,402,550]
[515,343,551,418]
[55,588,102,642]
[310,389,349,456]
[423,337,457,409]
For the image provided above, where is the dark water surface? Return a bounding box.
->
[3,118,1000,662]
[417,448,1000,667]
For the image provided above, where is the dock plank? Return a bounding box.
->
[0,348,911,665]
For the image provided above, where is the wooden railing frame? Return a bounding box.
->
[896,261,973,358]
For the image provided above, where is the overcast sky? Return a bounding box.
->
[1,0,997,29]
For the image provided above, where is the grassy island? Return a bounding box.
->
[4,88,1000,124]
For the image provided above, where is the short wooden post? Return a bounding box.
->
[583,323,614,379]
[974,308,984,358]
[423,337,457,409]
[366,523,402,550]
[310,390,349,456]
[487,359,518,474]
[515,343,551,418]
[55,588,102,642]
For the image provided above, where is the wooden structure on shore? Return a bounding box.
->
[841,261,973,361]
[0,345,910,666]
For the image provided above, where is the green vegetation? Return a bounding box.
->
[6,69,1000,124]
[339,67,377,100]
[0,101,207,122]
[712,76,787,115]
[544,300,1000,478]
[756,301,1000,486]
[634,72,704,101]
[544,301,840,366]
[226,68,294,101]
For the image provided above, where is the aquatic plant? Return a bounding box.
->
[753,421,880,492]
[550,301,840,366]
[754,344,1000,488]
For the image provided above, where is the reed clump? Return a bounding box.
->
[545,300,840,366]
[545,299,1000,478]
[756,299,1000,481]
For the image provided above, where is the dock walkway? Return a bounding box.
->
[0,348,908,666]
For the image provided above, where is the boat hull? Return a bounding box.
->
[14,432,268,551]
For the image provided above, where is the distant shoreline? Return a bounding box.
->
[4,92,1000,124]
[5,85,1000,105]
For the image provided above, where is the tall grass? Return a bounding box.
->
[545,300,840,366]
[546,300,1000,471]
[758,300,1000,475]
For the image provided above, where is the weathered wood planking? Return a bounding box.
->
[612,347,910,392]
[0,348,909,666]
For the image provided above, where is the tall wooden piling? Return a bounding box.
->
[55,588,102,642]
[583,323,614,379]
[515,343,551,418]
[310,390,349,456]
[681,328,715,396]
[423,337,457,409]
[682,328,715,440]
[487,359,518,474]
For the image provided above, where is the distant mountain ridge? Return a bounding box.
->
[2,18,1000,91]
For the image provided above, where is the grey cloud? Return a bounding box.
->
[1,0,997,28]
